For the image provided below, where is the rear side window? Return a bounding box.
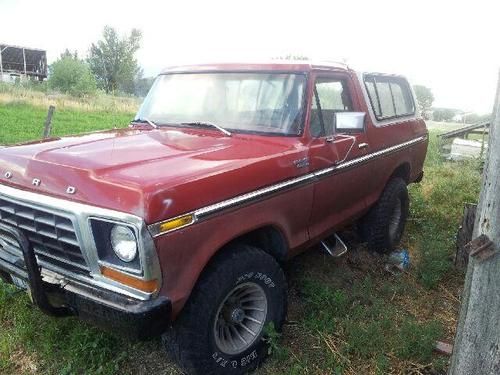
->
[364,75,415,121]
[365,80,380,117]
[376,81,396,118]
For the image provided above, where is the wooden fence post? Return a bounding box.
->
[43,105,55,139]
[449,71,500,374]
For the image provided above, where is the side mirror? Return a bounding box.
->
[334,112,366,133]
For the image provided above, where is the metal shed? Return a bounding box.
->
[0,44,48,81]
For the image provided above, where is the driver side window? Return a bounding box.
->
[310,78,353,137]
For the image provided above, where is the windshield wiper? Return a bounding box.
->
[181,121,232,137]
[131,117,158,129]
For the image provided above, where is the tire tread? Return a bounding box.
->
[363,178,409,253]
[163,245,287,375]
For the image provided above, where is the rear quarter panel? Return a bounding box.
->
[352,72,428,208]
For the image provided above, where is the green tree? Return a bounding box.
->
[48,56,96,97]
[134,75,155,97]
[59,49,79,60]
[413,85,434,119]
[464,113,491,124]
[88,26,142,94]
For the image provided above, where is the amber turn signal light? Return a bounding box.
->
[158,214,194,233]
[100,266,158,293]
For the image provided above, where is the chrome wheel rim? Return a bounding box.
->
[213,282,268,355]
[389,198,402,240]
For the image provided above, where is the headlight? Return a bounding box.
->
[90,219,142,273]
[110,225,138,262]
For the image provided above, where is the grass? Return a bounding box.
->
[408,134,481,288]
[0,91,483,374]
[0,102,135,145]
[0,82,140,113]
[0,81,139,145]
[260,269,447,374]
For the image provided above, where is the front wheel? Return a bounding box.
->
[163,245,287,375]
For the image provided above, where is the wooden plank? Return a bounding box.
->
[438,121,490,139]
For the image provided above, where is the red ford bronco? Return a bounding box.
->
[0,61,427,374]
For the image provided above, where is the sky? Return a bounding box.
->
[1,0,499,114]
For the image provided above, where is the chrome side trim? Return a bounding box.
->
[335,135,426,171]
[195,172,314,219]
[147,173,315,237]
[150,135,427,237]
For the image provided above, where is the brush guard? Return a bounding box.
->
[0,223,73,317]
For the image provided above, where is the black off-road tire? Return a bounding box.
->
[361,178,409,253]
[163,245,287,375]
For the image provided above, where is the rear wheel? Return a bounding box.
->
[163,245,287,375]
[361,178,409,253]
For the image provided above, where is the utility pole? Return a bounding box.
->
[449,71,500,374]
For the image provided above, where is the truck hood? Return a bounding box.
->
[0,128,306,223]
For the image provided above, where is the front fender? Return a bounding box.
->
[153,183,313,318]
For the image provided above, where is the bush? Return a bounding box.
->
[49,57,97,97]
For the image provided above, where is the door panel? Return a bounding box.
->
[307,72,373,239]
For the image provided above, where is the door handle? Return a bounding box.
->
[358,142,369,150]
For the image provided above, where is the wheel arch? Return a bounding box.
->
[222,224,289,263]
[166,223,290,319]
[389,162,411,184]
[365,161,411,211]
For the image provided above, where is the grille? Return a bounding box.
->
[0,228,22,260]
[0,195,89,274]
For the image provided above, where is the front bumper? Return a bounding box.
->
[0,223,171,340]
[65,284,171,340]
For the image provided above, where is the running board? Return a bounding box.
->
[320,234,348,258]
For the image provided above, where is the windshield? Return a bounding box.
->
[135,73,306,135]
